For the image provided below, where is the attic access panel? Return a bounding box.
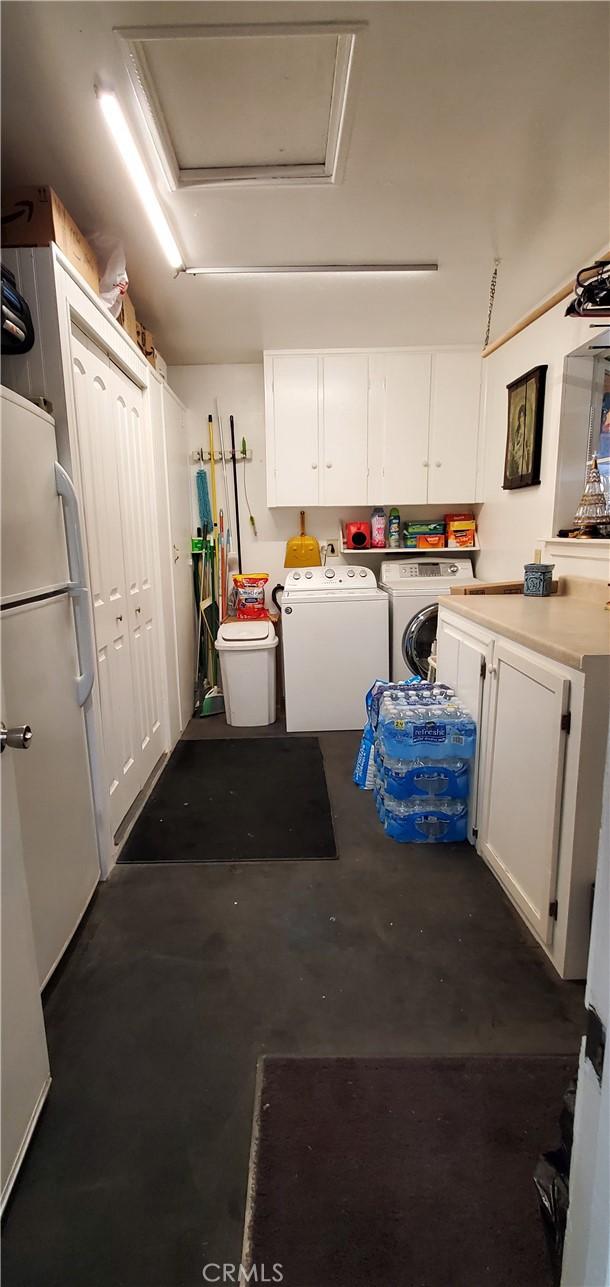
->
[117,23,363,188]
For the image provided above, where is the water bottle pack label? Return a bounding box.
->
[413,722,447,744]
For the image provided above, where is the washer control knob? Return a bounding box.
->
[325,568,336,579]
[359,569,367,577]
[347,568,356,578]
[448,564,459,574]
[305,570,313,579]
[293,571,301,580]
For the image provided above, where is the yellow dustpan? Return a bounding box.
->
[284,511,321,568]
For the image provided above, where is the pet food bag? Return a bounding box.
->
[234,574,268,620]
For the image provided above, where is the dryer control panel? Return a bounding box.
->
[284,566,378,591]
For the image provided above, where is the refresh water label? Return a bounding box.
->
[413,722,447,744]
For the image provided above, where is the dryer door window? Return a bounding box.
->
[403,604,438,678]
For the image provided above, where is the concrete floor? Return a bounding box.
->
[2,723,584,1287]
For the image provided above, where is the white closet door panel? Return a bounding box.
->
[71,330,139,830]
[111,364,164,785]
[428,351,481,503]
[269,355,320,506]
[321,354,368,504]
[163,389,195,732]
[368,353,431,503]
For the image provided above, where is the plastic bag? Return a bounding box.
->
[89,233,128,318]
[533,1080,576,1286]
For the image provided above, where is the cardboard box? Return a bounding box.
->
[136,319,157,369]
[1,186,99,293]
[416,534,446,549]
[447,530,476,548]
[118,293,138,344]
[405,520,445,536]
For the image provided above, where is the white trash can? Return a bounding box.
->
[215,620,278,726]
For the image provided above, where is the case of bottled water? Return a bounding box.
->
[358,679,476,844]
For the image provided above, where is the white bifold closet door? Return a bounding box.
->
[71,326,164,833]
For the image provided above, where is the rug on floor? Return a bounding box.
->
[118,737,337,863]
[243,1054,575,1287]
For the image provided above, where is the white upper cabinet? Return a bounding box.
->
[368,353,431,504]
[265,355,320,507]
[321,354,369,504]
[428,351,482,504]
[265,348,482,507]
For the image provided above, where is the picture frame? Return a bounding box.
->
[503,364,547,490]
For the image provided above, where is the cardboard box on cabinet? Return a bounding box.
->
[136,319,157,369]
[118,294,138,343]
[1,186,99,293]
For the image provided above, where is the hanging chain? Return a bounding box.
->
[484,259,500,349]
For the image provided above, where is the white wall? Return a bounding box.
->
[477,305,601,581]
[168,363,459,606]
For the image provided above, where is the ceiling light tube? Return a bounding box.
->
[184,264,438,276]
[96,88,184,270]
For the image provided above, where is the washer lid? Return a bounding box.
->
[218,619,274,643]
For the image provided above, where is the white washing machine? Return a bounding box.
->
[282,565,389,732]
[381,558,478,680]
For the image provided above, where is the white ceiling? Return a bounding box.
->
[2,1,608,364]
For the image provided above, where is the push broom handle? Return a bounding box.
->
[230,414,243,574]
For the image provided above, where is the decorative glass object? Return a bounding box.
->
[572,456,610,534]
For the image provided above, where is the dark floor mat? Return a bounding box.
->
[118,737,337,864]
[245,1054,573,1287]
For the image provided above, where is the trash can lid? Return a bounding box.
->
[217,619,275,645]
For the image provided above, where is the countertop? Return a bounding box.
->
[438,588,610,672]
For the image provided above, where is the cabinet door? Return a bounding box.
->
[428,351,481,503]
[71,328,139,831]
[436,612,492,843]
[1,696,50,1207]
[266,355,320,506]
[111,361,165,787]
[480,642,570,943]
[321,354,369,504]
[367,353,431,503]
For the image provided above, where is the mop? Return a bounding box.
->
[199,414,224,717]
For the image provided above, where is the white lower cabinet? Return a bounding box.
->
[480,641,570,946]
[437,606,605,979]
[435,611,492,843]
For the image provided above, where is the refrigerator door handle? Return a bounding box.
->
[55,463,96,707]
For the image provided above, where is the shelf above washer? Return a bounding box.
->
[339,532,479,556]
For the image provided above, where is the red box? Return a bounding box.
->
[345,521,371,549]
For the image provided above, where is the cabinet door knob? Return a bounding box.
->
[423,460,429,468]
[326,462,333,469]
[116,614,123,623]
[435,460,442,468]
[311,462,318,470]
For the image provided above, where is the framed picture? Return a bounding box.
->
[503,365,547,489]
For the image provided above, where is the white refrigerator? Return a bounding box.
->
[1,385,100,988]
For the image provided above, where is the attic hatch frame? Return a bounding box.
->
[116,22,365,190]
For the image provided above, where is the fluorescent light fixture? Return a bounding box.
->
[97,88,184,270]
[185,264,438,276]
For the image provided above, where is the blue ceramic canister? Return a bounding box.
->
[523,563,555,596]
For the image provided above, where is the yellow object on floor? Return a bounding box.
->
[284,511,321,567]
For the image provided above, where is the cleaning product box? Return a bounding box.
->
[448,529,476,548]
[416,533,446,549]
[1,186,99,293]
[404,520,445,536]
